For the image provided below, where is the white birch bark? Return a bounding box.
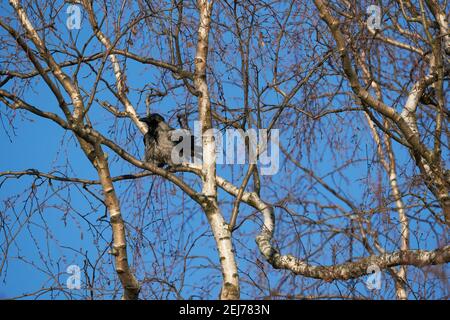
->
[194,0,240,299]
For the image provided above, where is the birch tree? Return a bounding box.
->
[0,0,448,300]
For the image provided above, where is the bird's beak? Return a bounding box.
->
[139,117,148,123]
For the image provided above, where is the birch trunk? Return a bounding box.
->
[194,0,240,299]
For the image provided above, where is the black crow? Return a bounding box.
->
[139,113,198,167]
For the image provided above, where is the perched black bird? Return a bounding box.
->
[139,113,198,167]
